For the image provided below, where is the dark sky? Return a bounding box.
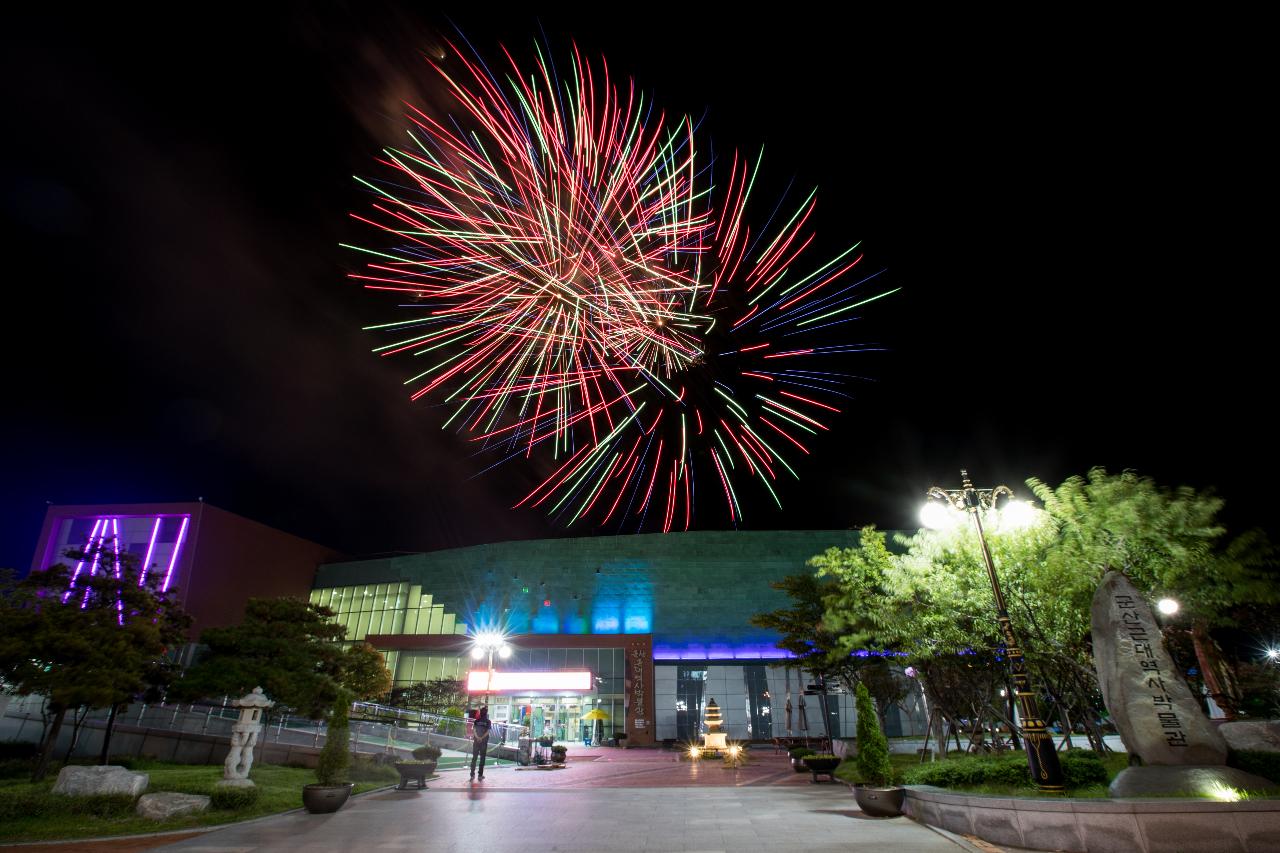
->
[1,6,1270,570]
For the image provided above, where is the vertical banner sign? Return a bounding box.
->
[623,635,655,746]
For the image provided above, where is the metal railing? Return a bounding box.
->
[2,694,519,759]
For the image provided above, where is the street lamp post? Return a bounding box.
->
[470,631,512,736]
[925,470,1065,792]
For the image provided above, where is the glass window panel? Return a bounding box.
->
[355,611,371,640]
[550,648,567,669]
[392,609,405,634]
[565,648,584,669]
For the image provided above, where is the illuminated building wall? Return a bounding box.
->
[311,530,925,741]
[312,529,863,658]
[31,502,338,638]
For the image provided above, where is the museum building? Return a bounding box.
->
[309,530,920,746]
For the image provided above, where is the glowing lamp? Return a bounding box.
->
[998,500,1039,531]
[1156,598,1179,616]
[920,501,960,530]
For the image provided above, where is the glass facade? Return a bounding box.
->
[655,662,914,741]
[389,646,627,744]
[674,666,706,741]
[309,583,469,643]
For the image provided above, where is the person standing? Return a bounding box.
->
[470,705,492,781]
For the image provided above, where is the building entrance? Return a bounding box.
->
[507,696,584,742]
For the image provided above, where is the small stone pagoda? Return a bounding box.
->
[702,697,727,753]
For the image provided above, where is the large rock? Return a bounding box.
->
[1109,765,1276,797]
[1091,571,1227,765]
[1219,720,1280,753]
[136,792,211,820]
[52,765,149,798]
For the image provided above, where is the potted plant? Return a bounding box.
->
[550,743,568,764]
[851,682,904,816]
[394,743,441,790]
[304,693,356,813]
[802,753,841,781]
[789,746,816,773]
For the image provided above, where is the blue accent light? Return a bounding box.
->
[593,615,620,633]
[652,642,800,661]
[532,608,560,633]
[562,614,589,634]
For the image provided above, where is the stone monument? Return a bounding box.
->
[219,686,273,788]
[1092,571,1271,796]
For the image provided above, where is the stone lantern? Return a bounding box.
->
[219,686,273,788]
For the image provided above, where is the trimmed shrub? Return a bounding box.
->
[1229,749,1280,784]
[1059,749,1109,788]
[411,744,442,761]
[210,785,261,810]
[0,741,40,761]
[0,791,136,821]
[901,752,1030,788]
[788,746,816,760]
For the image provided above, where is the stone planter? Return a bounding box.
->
[791,757,810,773]
[302,782,354,814]
[803,756,841,782]
[394,761,437,790]
[854,784,906,817]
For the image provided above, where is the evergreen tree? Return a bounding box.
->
[176,597,345,718]
[0,546,190,781]
[854,682,893,786]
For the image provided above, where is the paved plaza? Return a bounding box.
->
[157,787,966,853]
[150,751,972,853]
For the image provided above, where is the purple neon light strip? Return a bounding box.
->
[111,518,124,624]
[63,518,104,602]
[80,520,109,608]
[161,516,190,592]
[138,517,162,586]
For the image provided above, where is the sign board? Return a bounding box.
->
[466,670,593,692]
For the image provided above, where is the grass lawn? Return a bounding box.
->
[834,752,919,786]
[0,760,391,843]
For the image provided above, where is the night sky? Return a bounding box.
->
[2,6,1270,571]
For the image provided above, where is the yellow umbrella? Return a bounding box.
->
[582,708,610,745]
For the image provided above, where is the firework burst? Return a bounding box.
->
[347,40,896,531]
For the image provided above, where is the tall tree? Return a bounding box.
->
[0,547,190,781]
[1031,467,1278,718]
[340,642,393,701]
[175,597,346,718]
